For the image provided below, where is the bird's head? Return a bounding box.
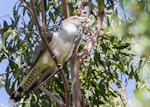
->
[59,16,91,39]
[62,16,92,27]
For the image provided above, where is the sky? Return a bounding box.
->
[0,0,18,107]
[0,0,136,107]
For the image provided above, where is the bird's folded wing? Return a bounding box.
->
[30,32,53,70]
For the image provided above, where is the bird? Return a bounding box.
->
[9,16,91,103]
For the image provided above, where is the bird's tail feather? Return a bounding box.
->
[9,66,42,103]
[28,69,57,93]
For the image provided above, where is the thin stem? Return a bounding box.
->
[20,0,34,17]
[75,28,84,46]
[0,69,15,77]
[38,85,65,107]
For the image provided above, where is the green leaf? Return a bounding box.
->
[3,21,9,31]
[114,43,130,49]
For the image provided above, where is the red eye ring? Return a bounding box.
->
[72,17,78,20]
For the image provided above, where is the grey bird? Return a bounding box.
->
[9,16,91,103]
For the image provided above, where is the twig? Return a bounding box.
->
[0,69,15,77]
[30,0,42,34]
[0,14,11,19]
[20,0,34,17]
[75,28,84,46]
[132,57,150,61]
[61,0,70,18]
[38,85,65,107]
[78,0,86,16]
[86,1,92,17]
[2,51,14,62]
[117,89,127,106]
[75,1,90,47]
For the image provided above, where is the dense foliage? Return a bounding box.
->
[0,0,150,106]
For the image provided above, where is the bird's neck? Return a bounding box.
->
[58,23,77,41]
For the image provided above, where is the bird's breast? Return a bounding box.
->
[39,39,73,67]
[53,39,73,63]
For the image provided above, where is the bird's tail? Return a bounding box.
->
[9,66,42,103]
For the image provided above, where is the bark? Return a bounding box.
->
[70,3,105,107]
[70,52,82,107]
[61,0,70,18]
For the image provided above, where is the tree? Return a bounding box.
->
[0,0,150,107]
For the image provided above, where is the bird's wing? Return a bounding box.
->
[9,32,54,103]
[29,32,53,70]
[28,41,76,93]
[28,39,76,93]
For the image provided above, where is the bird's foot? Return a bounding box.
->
[57,64,63,70]
[52,54,57,59]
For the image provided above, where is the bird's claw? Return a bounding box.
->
[57,64,63,70]
[52,54,57,59]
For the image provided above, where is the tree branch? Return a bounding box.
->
[41,0,46,33]
[86,1,92,17]
[38,85,65,107]
[77,5,105,64]
[70,3,105,107]
[70,52,82,107]
[78,0,88,17]
[21,0,70,106]
[2,50,14,63]
[20,0,34,17]
[61,0,70,18]
[0,69,15,77]
[75,26,85,46]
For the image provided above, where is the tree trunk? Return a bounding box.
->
[70,52,82,107]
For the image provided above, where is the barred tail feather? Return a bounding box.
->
[9,87,25,103]
[9,66,42,102]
